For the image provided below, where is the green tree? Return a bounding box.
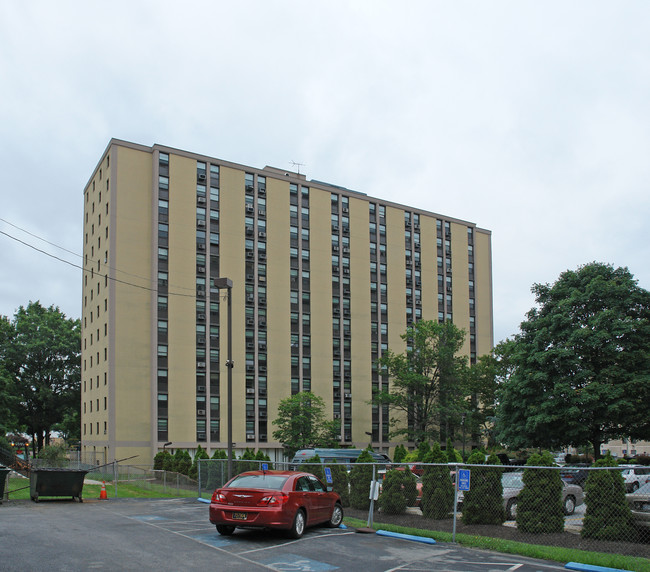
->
[190,444,209,480]
[392,444,408,463]
[462,451,504,525]
[378,469,409,515]
[582,454,634,541]
[420,442,454,519]
[1,302,81,451]
[494,263,650,459]
[516,452,564,533]
[272,391,340,458]
[327,462,350,507]
[374,320,469,444]
[349,448,375,510]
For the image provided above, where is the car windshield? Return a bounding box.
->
[225,475,289,490]
[502,473,523,489]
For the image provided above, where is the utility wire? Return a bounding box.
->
[0,226,226,302]
[0,217,195,295]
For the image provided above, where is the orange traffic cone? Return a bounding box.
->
[99,481,108,500]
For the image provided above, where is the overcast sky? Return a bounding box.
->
[1,1,649,345]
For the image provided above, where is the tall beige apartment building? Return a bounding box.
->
[81,139,493,465]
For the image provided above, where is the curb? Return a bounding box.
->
[376,529,436,544]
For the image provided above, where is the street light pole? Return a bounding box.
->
[214,277,234,481]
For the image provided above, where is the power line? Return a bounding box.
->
[0,226,225,302]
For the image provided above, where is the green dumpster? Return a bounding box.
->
[30,468,89,502]
[0,465,9,504]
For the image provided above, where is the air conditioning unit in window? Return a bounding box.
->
[342,207,348,213]
[197,362,206,368]
[246,274,254,281]
[246,433,255,440]
[246,388,255,394]
[259,319,266,327]
[343,268,349,275]
[246,364,255,372]
[344,393,352,399]
[246,226,253,235]
[259,252,266,260]
[245,204,254,213]
[198,173,206,181]
[246,317,255,325]
[259,366,267,373]
[258,209,265,217]
[332,224,339,231]
[334,413,341,419]
[246,342,255,349]
[332,245,339,252]
[259,231,266,238]
[405,221,411,228]
[198,313,205,320]
[197,432,206,439]
[197,220,206,227]
[246,251,254,258]
[245,185,254,192]
[258,188,265,195]
[258,275,266,282]
[198,266,206,273]
[198,196,206,204]
[197,409,206,416]
[414,243,420,250]
[198,243,206,250]
[197,386,205,392]
[342,246,349,254]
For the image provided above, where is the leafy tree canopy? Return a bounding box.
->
[272,391,340,458]
[1,302,81,451]
[374,320,469,444]
[494,263,650,459]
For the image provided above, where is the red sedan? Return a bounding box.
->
[209,470,343,538]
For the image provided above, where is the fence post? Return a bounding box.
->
[114,461,118,498]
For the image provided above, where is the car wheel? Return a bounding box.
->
[563,495,576,515]
[631,482,640,492]
[327,503,343,528]
[288,509,306,539]
[506,498,517,520]
[216,525,235,536]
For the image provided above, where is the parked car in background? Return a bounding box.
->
[502,472,584,520]
[209,470,343,539]
[560,466,590,489]
[620,466,650,492]
[626,481,650,530]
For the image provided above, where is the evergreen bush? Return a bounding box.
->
[582,454,634,541]
[190,444,209,480]
[462,451,504,525]
[420,442,454,519]
[516,451,563,533]
[378,469,408,515]
[349,448,375,510]
[393,444,408,463]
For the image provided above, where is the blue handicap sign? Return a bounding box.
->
[262,463,269,471]
[458,469,471,491]
[324,467,333,484]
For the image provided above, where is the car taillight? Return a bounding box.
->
[258,494,289,506]
[211,491,227,504]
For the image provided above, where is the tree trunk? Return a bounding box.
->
[591,438,602,461]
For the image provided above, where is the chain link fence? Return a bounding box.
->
[197,459,649,559]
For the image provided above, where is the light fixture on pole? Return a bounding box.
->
[214,277,234,480]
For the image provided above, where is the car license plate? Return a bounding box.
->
[232,512,247,520]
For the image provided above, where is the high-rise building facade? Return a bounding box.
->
[81,139,493,465]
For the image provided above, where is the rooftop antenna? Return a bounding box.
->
[290,160,305,175]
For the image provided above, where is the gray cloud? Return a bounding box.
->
[1,0,649,345]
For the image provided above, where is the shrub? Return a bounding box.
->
[36,444,68,467]
[153,450,171,471]
[378,469,408,515]
[393,444,408,463]
[420,442,454,519]
[174,449,192,475]
[327,461,350,507]
[189,445,209,480]
[349,448,375,510]
[582,454,634,541]
[516,451,564,533]
[462,451,504,525]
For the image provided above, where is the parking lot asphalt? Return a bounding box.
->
[0,498,568,571]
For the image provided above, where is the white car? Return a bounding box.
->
[621,466,650,492]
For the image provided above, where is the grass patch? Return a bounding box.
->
[5,477,200,501]
[343,516,650,572]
